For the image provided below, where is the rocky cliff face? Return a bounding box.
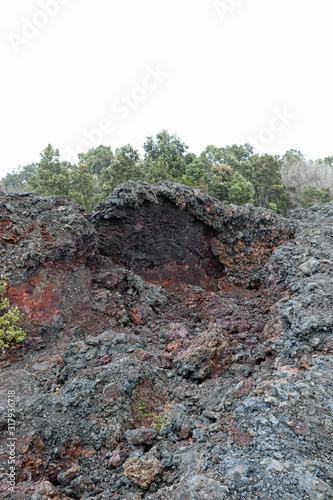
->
[0,182,332,499]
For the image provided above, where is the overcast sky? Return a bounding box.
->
[1,0,333,177]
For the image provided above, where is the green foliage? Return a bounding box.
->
[28,144,70,198]
[144,158,176,184]
[184,158,208,186]
[282,149,305,163]
[0,276,25,350]
[143,130,189,179]
[250,154,287,213]
[78,145,114,176]
[138,401,150,419]
[200,145,224,167]
[23,143,143,210]
[232,159,255,184]
[152,412,171,431]
[69,164,100,212]
[221,143,254,164]
[0,163,38,193]
[101,145,143,196]
[323,156,333,167]
[138,401,171,431]
[228,172,254,205]
[208,165,233,201]
[184,152,197,165]
[198,144,255,205]
[200,143,254,170]
[299,186,331,208]
[3,133,333,216]
[268,202,278,212]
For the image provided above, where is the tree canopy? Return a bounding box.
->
[1,132,331,213]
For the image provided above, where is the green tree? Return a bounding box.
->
[143,130,189,179]
[282,149,305,164]
[78,145,114,177]
[28,144,70,198]
[184,152,197,165]
[0,277,25,350]
[200,144,255,189]
[200,145,224,168]
[299,186,331,208]
[144,157,176,184]
[228,172,254,205]
[69,164,99,212]
[221,143,254,163]
[0,163,38,193]
[112,145,142,185]
[268,202,278,212]
[208,165,234,202]
[219,144,255,184]
[200,143,254,168]
[178,158,209,192]
[250,154,287,213]
[100,145,143,196]
[185,158,208,186]
[323,156,333,167]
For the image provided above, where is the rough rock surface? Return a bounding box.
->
[92,181,296,290]
[0,181,332,499]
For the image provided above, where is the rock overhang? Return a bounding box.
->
[91,180,298,290]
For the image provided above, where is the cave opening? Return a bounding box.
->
[97,199,227,291]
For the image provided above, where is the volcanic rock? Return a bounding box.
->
[123,455,164,489]
[92,181,296,289]
[0,183,332,499]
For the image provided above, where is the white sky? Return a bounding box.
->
[1,0,333,177]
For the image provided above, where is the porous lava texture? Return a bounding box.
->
[0,181,332,500]
[92,181,295,290]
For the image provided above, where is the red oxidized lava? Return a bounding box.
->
[0,219,37,245]
[6,274,61,326]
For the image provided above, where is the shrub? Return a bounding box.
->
[0,276,26,349]
[138,401,171,431]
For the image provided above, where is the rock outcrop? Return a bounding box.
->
[92,181,296,290]
[0,181,332,499]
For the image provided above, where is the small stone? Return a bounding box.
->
[123,455,163,489]
[57,464,82,486]
[108,448,129,468]
[299,258,319,276]
[179,426,192,440]
[31,481,60,499]
[24,336,46,350]
[84,336,100,346]
[124,428,158,446]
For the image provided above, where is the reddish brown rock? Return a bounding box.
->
[173,324,232,380]
[253,380,274,395]
[31,480,60,499]
[57,464,82,486]
[123,456,163,489]
[129,307,145,325]
[108,448,129,468]
[179,427,192,440]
